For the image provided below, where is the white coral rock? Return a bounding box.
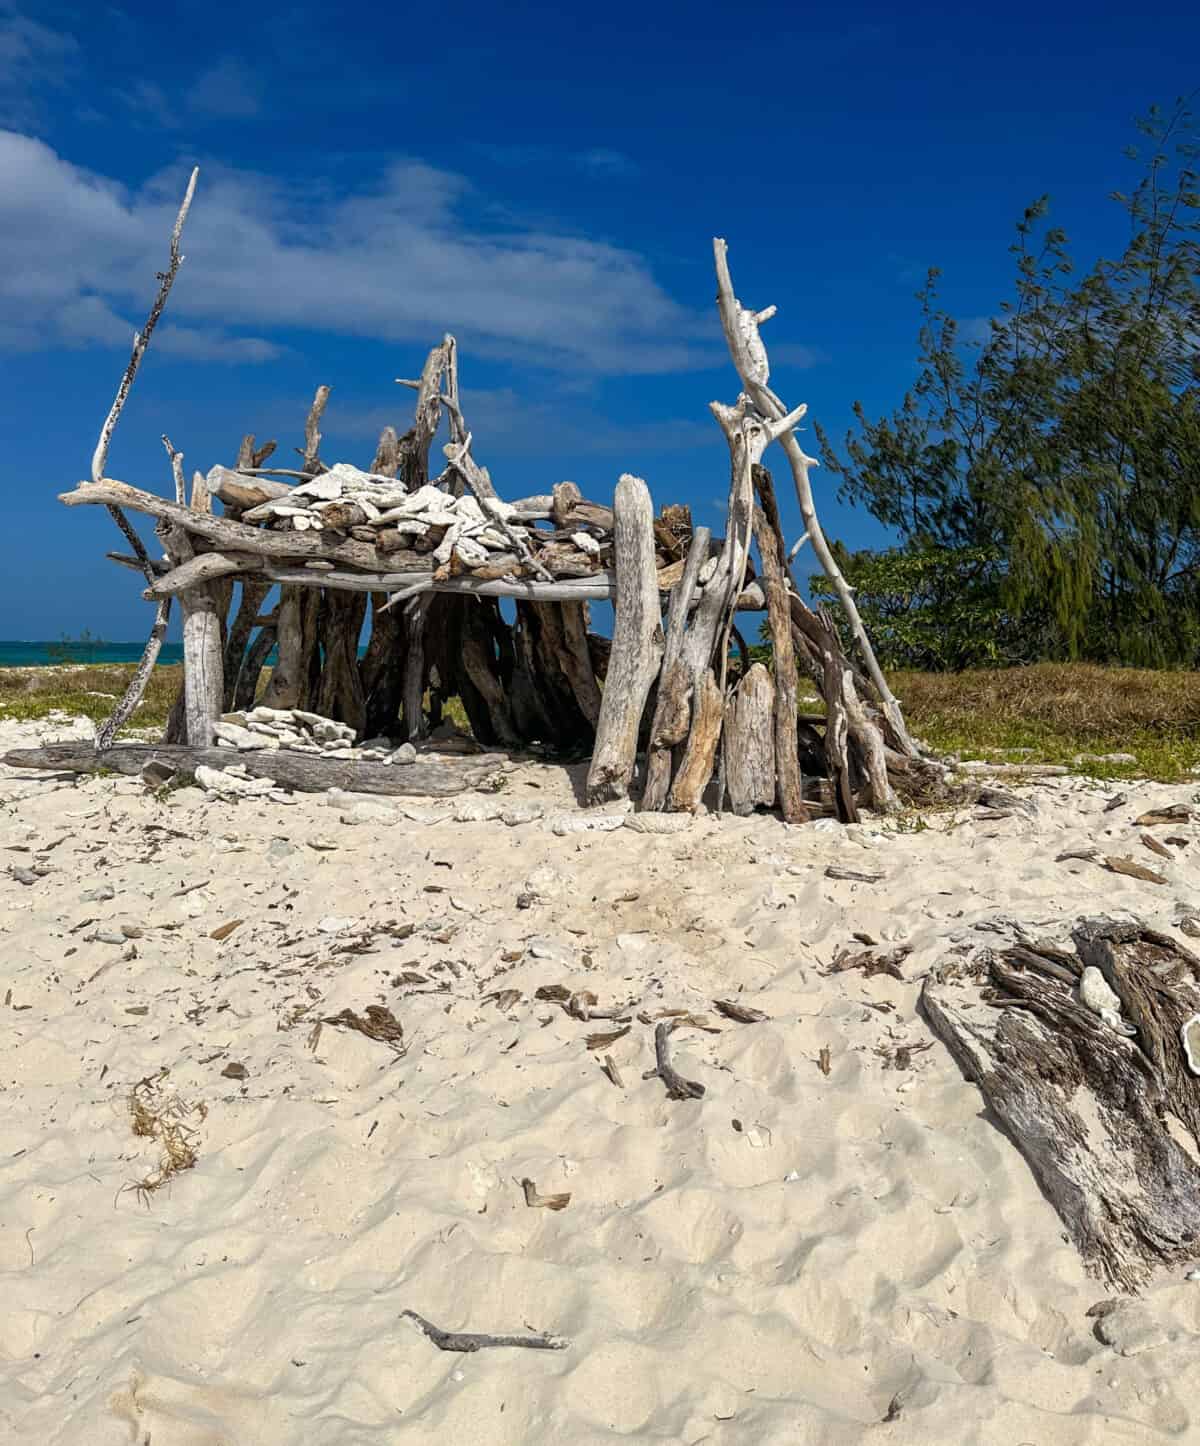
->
[1078,965,1137,1036]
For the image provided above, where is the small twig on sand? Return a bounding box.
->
[642,1020,706,1100]
[713,998,769,1024]
[401,1310,569,1353]
[602,1054,625,1088]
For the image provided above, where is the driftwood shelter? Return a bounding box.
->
[40,169,929,819]
[17,172,1200,1295]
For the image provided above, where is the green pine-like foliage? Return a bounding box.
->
[815,101,1200,669]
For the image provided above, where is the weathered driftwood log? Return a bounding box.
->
[166,464,224,748]
[3,743,502,797]
[668,671,724,813]
[223,580,273,710]
[315,589,367,732]
[236,621,276,712]
[586,475,664,803]
[207,466,292,511]
[360,593,406,739]
[262,587,319,711]
[922,918,1200,1291]
[724,663,776,815]
[395,337,453,491]
[400,595,430,741]
[455,597,521,747]
[751,470,807,823]
[641,526,711,812]
[62,479,399,573]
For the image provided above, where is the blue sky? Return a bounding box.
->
[2,0,1197,637]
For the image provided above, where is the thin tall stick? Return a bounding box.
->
[90,169,199,752]
[91,168,199,485]
[712,238,917,757]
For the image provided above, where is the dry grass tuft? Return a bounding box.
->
[124,1076,206,1204]
[892,663,1200,782]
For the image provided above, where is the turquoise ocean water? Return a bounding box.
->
[0,641,186,667]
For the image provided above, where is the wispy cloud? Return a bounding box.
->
[327,386,714,461]
[186,56,262,119]
[0,129,715,373]
[473,141,640,180]
[0,2,78,127]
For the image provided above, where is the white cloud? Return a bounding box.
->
[186,57,262,119]
[0,129,720,374]
[328,386,715,460]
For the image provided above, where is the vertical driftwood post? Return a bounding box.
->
[641,526,710,812]
[667,671,724,812]
[265,387,329,709]
[751,467,808,822]
[175,469,224,748]
[724,663,776,815]
[586,474,663,803]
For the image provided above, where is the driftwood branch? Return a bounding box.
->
[91,168,198,485]
[713,237,916,756]
[85,172,198,751]
[642,1020,706,1100]
[401,1310,569,1353]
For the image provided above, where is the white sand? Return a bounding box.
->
[3,716,1200,1444]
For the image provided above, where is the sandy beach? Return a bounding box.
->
[3,715,1200,1444]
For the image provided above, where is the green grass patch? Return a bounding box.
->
[0,663,182,734]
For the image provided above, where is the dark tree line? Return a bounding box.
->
[813,100,1200,671]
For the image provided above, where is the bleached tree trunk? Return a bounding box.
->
[586,474,663,803]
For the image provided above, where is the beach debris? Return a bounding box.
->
[1078,966,1138,1035]
[520,1178,571,1211]
[484,988,522,1012]
[817,1046,832,1076]
[584,1025,631,1051]
[320,1005,406,1051]
[1103,792,1128,813]
[209,919,244,941]
[881,1394,904,1424]
[824,864,885,883]
[875,1039,934,1070]
[642,1020,705,1100]
[924,917,1200,1288]
[827,945,910,981]
[401,1309,569,1353]
[1057,848,1168,885]
[975,786,1037,818]
[1142,832,1173,859]
[1136,805,1193,826]
[713,998,769,1024]
[601,1054,624,1088]
[1104,854,1168,884]
[220,1062,249,1080]
[140,758,178,788]
[8,866,37,886]
[124,1076,205,1203]
[1091,1302,1171,1356]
